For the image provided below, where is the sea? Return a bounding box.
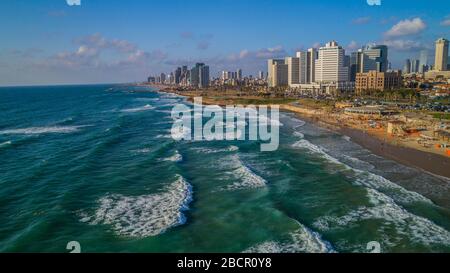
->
[0,84,449,253]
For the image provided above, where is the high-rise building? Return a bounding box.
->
[258,71,265,80]
[190,66,199,87]
[160,73,166,84]
[315,41,349,83]
[306,48,317,83]
[411,59,420,73]
[237,69,242,80]
[403,59,411,74]
[175,67,182,84]
[419,50,428,67]
[350,51,362,81]
[296,51,308,84]
[267,59,288,87]
[221,71,228,80]
[359,44,388,73]
[434,38,449,71]
[285,57,299,86]
[199,64,210,88]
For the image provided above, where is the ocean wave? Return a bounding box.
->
[133,148,152,154]
[244,220,335,253]
[82,175,193,238]
[293,131,305,138]
[191,145,239,154]
[291,139,431,204]
[0,125,90,135]
[134,98,159,102]
[342,135,351,141]
[224,155,267,190]
[121,104,155,113]
[313,188,450,250]
[0,141,12,148]
[163,150,183,162]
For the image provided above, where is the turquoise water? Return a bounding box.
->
[0,84,449,253]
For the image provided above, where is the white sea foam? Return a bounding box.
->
[291,138,431,204]
[293,131,305,138]
[190,145,239,154]
[223,155,267,190]
[134,98,159,102]
[83,175,193,238]
[163,150,183,162]
[244,221,335,253]
[121,104,155,113]
[133,148,152,154]
[342,135,351,141]
[170,126,192,140]
[0,141,12,148]
[0,125,90,135]
[313,188,450,249]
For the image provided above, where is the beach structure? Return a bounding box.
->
[387,121,406,136]
[344,105,397,117]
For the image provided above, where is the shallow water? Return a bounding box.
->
[0,84,448,253]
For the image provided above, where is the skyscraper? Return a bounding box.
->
[267,59,288,87]
[306,48,317,83]
[315,41,349,83]
[296,51,308,84]
[237,69,242,80]
[258,71,265,80]
[419,50,428,67]
[419,50,428,73]
[404,59,411,74]
[411,59,420,73]
[350,51,362,81]
[359,44,388,73]
[175,67,182,84]
[285,57,300,86]
[434,38,449,71]
[190,65,199,87]
[199,64,210,88]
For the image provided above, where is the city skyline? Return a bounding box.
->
[0,0,449,86]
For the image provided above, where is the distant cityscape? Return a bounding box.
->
[147,37,450,99]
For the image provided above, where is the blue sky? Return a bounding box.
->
[0,0,449,86]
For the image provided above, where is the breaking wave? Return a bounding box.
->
[121,104,155,113]
[292,139,431,204]
[224,155,267,190]
[244,220,335,253]
[163,150,183,162]
[81,175,193,238]
[0,125,90,135]
[313,188,450,249]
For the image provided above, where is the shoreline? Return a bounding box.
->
[154,87,450,178]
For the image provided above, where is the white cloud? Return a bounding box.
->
[48,34,166,69]
[385,18,426,37]
[441,19,450,26]
[346,41,360,51]
[382,39,427,51]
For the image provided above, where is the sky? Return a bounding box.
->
[0,0,449,86]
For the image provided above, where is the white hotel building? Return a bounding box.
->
[315,41,349,83]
